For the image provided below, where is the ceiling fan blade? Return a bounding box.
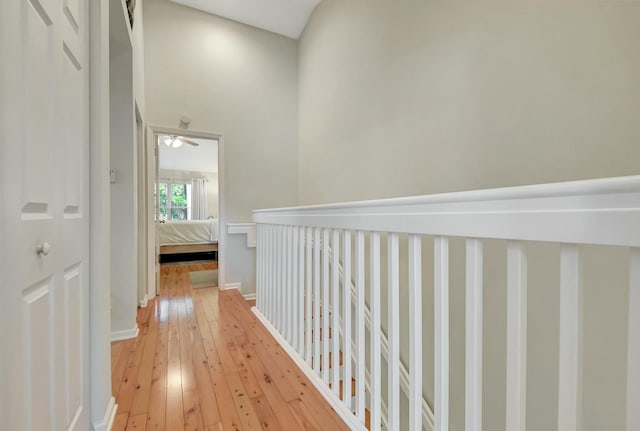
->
[180,137,200,147]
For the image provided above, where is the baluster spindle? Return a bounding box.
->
[292,226,299,351]
[355,230,366,423]
[628,248,640,431]
[323,228,330,383]
[388,233,400,431]
[434,236,449,431]
[558,245,582,431]
[298,226,305,355]
[370,232,382,431]
[331,229,341,396]
[305,226,313,365]
[342,230,353,410]
[409,234,423,431]
[506,241,527,431]
[314,228,321,375]
[466,239,483,431]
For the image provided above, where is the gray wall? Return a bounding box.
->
[298,1,640,430]
[144,0,299,294]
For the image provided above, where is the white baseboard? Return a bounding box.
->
[92,396,117,431]
[242,293,256,301]
[220,282,241,291]
[252,307,367,431]
[138,294,148,308]
[111,325,139,342]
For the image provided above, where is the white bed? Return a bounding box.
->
[158,219,219,246]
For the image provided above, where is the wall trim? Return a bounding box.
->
[227,222,256,248]
[220,282,241,291]
[242,293,256,301]
[111,325,139,342]
[252,307,367,431]
[92,396,117,431]
[138,294,148,308]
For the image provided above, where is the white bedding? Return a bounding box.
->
[158,219,219,245]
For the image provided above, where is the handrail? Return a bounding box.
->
[254,175,640,247]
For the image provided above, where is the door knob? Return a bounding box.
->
[36,242,51,256]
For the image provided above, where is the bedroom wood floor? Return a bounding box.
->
[110,262,350,431]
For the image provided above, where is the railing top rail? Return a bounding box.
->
[254,175,640,214]
[253,175,640,247]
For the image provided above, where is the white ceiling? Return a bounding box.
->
[159,136,219,173]
[169,0,321,39]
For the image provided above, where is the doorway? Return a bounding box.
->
[147,126,225,296]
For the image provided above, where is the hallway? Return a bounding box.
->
[111,262,350,431]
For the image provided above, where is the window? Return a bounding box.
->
[159,181,192,221]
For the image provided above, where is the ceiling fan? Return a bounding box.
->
[161,135,199,148]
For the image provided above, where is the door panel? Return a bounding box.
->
[23,0,55,216]
[1,0,90,429]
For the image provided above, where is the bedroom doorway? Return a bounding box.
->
[150,127,224,294]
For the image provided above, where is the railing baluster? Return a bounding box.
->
[331,229,341,396]
[266,225,272,321]
[305,226,313,365]
[343,230,353,410]
[409,234,423,431]
[314,227,321,375]
[292,226,299,351]
[628,248,640,431]
[434,236,449,431]
[506,241,527,431]
[256,224,261,310]
[370,232,382,431]
[287,226,293,343]
[298,226,305,356]
[355,230,366,423]
[323,228,330,383]
[388,233,400,431]
[558,245,582,431]
[272,225,277,328]
[280,225,286,335]
[466,239,483,431]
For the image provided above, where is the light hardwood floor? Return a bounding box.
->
[111,262,351,431]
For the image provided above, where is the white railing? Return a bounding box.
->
[251,176,640,431]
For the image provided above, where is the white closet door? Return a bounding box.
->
[1,0,91,429]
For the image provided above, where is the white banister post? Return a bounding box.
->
[434,236,449,431]
[331,229,341,396]
[305,226,313,365]
[466,239,483,431]
[558,245,583,431]
[343,230,353,410]
[388,233,400,431]
[313,228,321,375]
[628,248,640,431]
[370,232,382,431]
[409,234,423,431]
[298,226,305,356]
[506,241,527,431]
[322,228,330,383]
[355,230,366,423]
[292,226,299,351]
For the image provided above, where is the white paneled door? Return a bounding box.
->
[1,0,90,430]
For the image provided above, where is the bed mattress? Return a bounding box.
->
[158,219,219,245]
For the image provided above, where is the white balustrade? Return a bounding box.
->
[250,176,640,431]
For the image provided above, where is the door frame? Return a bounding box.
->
[147,125,226,292]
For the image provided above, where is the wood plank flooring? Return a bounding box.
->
[111,262,350,431]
